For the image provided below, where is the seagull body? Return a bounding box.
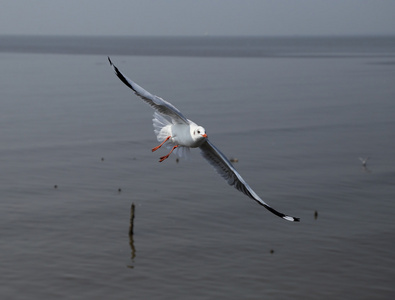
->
[108,57,299,222]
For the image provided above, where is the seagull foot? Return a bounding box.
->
[158,145,178,162]
[159,154,170,162]
[152,136,171,152]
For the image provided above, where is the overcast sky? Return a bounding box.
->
[1,0,395,36]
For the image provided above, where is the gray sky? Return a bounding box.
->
[1,0,395,36]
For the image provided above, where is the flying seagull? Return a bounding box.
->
[108,57,299,222]
[359,157,370,167]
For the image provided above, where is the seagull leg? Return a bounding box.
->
[159,145,178,162]
[152,136,171,152]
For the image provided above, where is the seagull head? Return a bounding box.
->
[192,125,208,140]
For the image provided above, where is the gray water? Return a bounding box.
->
[1,36,395,299]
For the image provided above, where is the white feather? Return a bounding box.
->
[153,112,172,142]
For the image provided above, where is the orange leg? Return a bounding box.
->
[159,145,178,162]
[152,136,171,152]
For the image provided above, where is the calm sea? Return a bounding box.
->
[1,36,395,299]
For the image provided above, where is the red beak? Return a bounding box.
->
[202,134,208,138]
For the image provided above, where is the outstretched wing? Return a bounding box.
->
[199,139,300,222]
[108,57,189,125]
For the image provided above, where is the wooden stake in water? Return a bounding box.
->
[128,202,136,267]
[129,203,135,236]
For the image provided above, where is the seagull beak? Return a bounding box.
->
[202,134,208,138]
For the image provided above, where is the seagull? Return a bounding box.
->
[359,157,369,167]
[108,57,299,222]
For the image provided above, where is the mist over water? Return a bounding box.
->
[1,36,395,299]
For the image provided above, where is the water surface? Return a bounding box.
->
[1,36,395,299]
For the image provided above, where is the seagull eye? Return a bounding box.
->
[197,130,200,134]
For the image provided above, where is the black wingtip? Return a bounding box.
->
[283,215,300,222]
[107,57,136,92]
[262,203,300,222]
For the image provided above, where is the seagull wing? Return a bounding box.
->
[199,139,300,222]
[108,57,189,125]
